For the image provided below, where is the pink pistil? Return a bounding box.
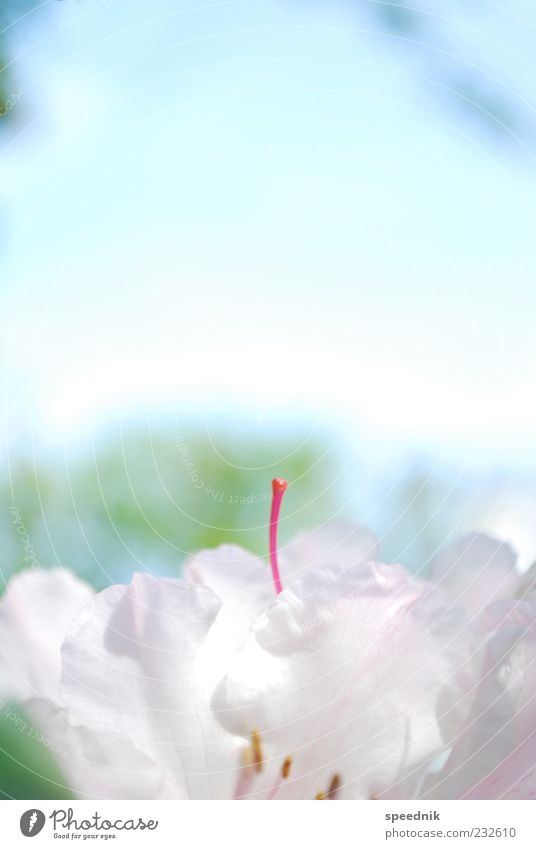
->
[269,478,288,595]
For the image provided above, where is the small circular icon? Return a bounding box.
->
[20,810,46,837]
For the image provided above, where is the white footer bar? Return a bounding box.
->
[1,800,534,848]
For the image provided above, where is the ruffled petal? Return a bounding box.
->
[0,568,94,704]
[281,520,379,585]
[184,545,274,640]
[184,524,378,640]
[516,562,536,600]
[61,573,241,799]
[430,534,520,617]
[213,560,472,800]
[23,698,175,799]
[423,600,536,799]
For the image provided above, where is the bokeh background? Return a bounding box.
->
[1,0,536,797]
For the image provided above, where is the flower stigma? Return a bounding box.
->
[269,478,288,595]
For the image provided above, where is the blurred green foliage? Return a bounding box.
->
[1,424,497,590]
[0,49,8,117]
[1,426,344,589]
[0,0,37,122]
[0,705,73,800]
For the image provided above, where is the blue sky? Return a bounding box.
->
[1,0,536,465]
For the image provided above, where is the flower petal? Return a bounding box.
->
[61,573,241,798]
[423,600,536,799]
[281,520,379,585]
[516,562,536,600]
[0,568,94,704]
[430,534,520,617]
[184,524,378,641]
[213,560,472,800]
[23,698,173,799]
[184,545,274,640]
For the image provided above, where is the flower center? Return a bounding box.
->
[233,730,293,800]
[269,477,288,595]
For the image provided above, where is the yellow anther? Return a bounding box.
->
[251,729,263,774]
[282,756,292,779]
[315,773,341,801]
[327,773,341,799]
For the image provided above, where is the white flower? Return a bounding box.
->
[0,481,473,799]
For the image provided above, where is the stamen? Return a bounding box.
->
[265,755,294,799]
[269,478,288,594]
[251,729,263,774]
[315,774,342,801]
[233,731,264,799]
[327,773,341,799]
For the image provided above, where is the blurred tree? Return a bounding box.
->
[320,0,530,145]
[0,0,41,124]
[1,1,531,145]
